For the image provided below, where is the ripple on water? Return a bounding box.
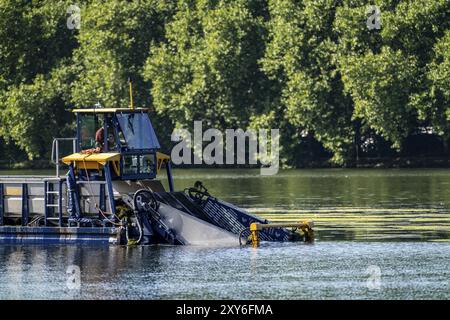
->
[0,242,448,299]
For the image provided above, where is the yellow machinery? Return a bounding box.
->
[248,221,314,247]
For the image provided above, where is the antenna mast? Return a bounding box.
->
[128,78,134,110]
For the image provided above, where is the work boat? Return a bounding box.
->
[0,107,313,246]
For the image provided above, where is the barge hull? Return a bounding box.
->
[0,226,120,245]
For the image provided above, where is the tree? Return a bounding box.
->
[0,71,73,159]
[0,0,77,159]
[336,0,450,152]
[0,0,448,165]
[143,0,272,131]
[261,0,354,164]
[71,0,176,108]
[69,0,176,150]
[339,47,418,149]
[410,30,450,150]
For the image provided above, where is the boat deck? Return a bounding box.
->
[0,226,120,244]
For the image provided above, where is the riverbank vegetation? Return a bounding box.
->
[0,0,449,168]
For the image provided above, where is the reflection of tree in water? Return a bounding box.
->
[1,247,25,298]
[0,245,168,298]
[63,246,185,298]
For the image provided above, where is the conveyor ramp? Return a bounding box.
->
[155,192,292,242]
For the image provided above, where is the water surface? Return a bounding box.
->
[0,168,449,299]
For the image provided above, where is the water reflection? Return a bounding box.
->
[170,169,450,241]
[0,241,448,299]
[0,169,449,299]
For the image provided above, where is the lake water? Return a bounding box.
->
[0,168,449,299]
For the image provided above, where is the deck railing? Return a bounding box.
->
[51,138,78,177]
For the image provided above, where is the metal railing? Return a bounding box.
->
[51,138,77,177]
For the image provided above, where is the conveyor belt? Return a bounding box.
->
[156,192,292,242]
[201,197,291,241]
[123,191,239,246]
[154,192,214,224]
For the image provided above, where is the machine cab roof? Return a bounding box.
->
[63,108,169,181]
[73,108,160,152]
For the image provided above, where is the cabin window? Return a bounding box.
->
[79,114,98,150]
[116,113,160,150]
[141,154,156,174]
[123,155,139,175]
[122,154,157,177]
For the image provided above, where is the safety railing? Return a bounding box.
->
[51,138,78,177]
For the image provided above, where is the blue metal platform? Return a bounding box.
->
[0,226,120,245]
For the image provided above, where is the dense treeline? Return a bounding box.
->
[0,0,449,167]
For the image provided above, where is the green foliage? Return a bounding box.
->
[0,67,73,159]
[143,0,272,130]
[0,0,77,159]
[262,0,355,164]
[340,47,418,149]
[0,0,449,165]
[71,0,175,108]
[336,0,450,151]
[413,30,450,137]
[0,0,77,88]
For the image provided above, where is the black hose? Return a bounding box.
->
[125,215,143,245]
[128,189,159,245]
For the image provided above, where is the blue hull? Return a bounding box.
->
[0,226,120,245]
